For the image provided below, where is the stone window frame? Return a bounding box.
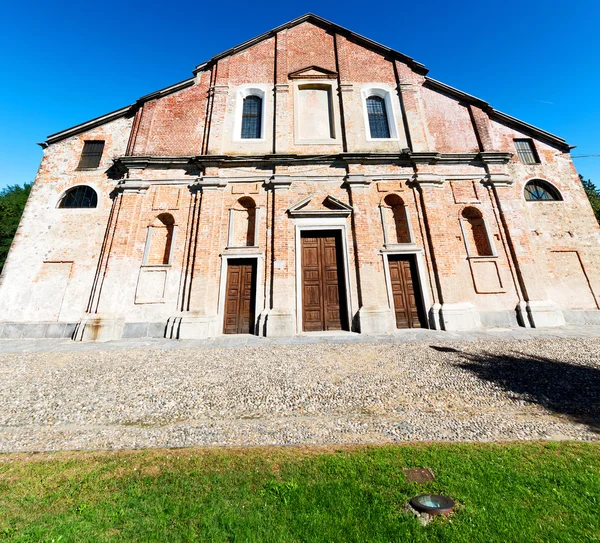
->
[514,138,540,165]
[361,85,400,141]
[232,85,268,142]
[523,178,563,203]
[292,80,342,145]
[226,196,261,249]
[76,140,105,170]
[55,184,101,211]
[378,193,416,247]
[458,206,497,259]
[142,213,178,267]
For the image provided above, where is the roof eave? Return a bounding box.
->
[43,105,134,147]
[42,77,196,147]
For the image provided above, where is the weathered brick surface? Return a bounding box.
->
[1,17,598,337]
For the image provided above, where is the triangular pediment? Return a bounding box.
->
[287,195,353,217]
[288,66,338,80]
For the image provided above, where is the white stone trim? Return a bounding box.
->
[379,202,415,246]
[232,85,268,142]
[522,177,564,202]
[361,84,400,141]
[458,212,497,258]
[292,81,342,145]
[216,252,265,336]
[227,207,261,248]
[54,182,103,211]
[141,224,177,266]
[293,218,353,334]
[380,248,432,329]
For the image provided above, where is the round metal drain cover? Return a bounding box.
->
[410,494,455,516]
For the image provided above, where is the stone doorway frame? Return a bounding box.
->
[381,246,432,329]
[293,218,354,334]
[217,251,265,336]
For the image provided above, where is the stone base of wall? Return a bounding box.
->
[562,309,600,325]
[526,301,566,328]
[479,310,520,328]
[264,310,297,337]
[0,322,77,339]
[123,322,167,338]
[357,307,395,334]
[440,303,481,331]
[166,314,219,339]
[4,309,600,341]
[73,315,125,342]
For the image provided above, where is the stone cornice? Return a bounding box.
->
[479,152,513,165]
[112,151,513,172]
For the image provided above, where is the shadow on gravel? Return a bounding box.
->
[453,350,600,435]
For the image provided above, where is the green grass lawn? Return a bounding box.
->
[1,442,599,542]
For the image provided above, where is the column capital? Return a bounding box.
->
[344,174,372,190]
[486,172,514,187]
[266,174,293,191]
[115,179,150,194]
[412,173,444,187]
[190,176,228,191]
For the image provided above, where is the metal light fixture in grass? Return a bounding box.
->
[410,494,455,516]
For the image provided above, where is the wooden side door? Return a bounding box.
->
[388,255,425,329]
[301,232,346,332]
[223,259,256,334]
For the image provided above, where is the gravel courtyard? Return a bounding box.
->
[1,332,599,452]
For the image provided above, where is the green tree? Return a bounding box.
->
[0,183,32,273]
[580,174,600,226]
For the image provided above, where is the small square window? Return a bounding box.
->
[78,141,105,169]
[514,139,540,164]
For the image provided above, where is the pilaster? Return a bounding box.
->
[206,81,230,155]
[345,174,395,333]
[394,61,433,152]
[179,178,228,338]
[263,174,296,336]
[75,180,150,341]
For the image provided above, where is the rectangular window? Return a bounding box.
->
[77,141,105,169]
[241,95,262,139]
[514,139,540,164]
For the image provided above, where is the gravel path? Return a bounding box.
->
[1,338,599,451]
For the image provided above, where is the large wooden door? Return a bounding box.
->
[301,232,347,332]
[223,259,256,334]
[388,255,426,329]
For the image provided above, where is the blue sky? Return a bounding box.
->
[1,0,599,191]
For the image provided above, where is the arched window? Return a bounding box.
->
[229,197,257,247]
[524,180,562,201]
[58,185,98,208]
[144,214,176,265]
[461,207,493,257]
[366,95,391,139]
[380,194,412,244]
[241,95,262,139]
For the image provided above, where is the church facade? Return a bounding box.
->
[1,14,599,341]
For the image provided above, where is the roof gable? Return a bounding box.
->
[42,13,572,151]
